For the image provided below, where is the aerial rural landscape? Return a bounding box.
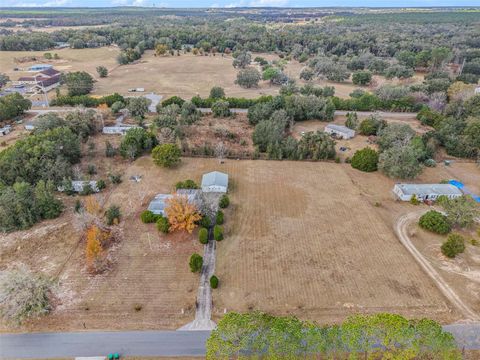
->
[0,5,480,359]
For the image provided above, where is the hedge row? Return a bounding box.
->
[50,93,124,107]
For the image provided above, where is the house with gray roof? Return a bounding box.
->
[393,183,463,202]
[147,189,201,216]
[324,124,355,139]
[201,171,228,193]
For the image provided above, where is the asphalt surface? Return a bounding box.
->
[0,330,211,359]
[2,323,480,358]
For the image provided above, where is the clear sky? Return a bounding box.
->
[1,0,479,8]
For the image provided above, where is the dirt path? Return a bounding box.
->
[178,225,217,331]
[395,211,480,321]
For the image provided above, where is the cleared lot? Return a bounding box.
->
[213,160,456,324]
[1,156,465,332]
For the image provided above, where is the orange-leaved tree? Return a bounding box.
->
[165,194,201,234]
[85,224,110,273]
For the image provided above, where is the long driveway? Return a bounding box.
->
[0,330,210,359]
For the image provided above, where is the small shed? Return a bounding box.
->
[393,183,463,202]
[324,124,355,140]
[475,86,480,95]
[201,171,228,193]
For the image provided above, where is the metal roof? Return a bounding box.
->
[201,171,228,188]
[395,184,462,196]
[325,124,355,135]
[147,191,200,215]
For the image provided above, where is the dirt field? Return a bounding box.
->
[213,160,458,324]
[3,148,477,332]
[408,217,480,316]
[0,47,121,82]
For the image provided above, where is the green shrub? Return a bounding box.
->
[350,147,378,172]
[214,225,224,241]
[199,227,209,244]
[410,194,420,205]
[105,205,121,226]
[441,233,465,258]
[419,210,451,234]
[216,210,224,225]
[97,179,106,190]
[189,253,203,273]
[175,179,199,190]
[109,173,122,184]
[80,183,95,196]
[219,194,230,209]
[199,216,211,228]
[141,210,158,223]
[156,216,170,234]
[210,275,219,289]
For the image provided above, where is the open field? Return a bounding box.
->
[0,47,121,81]
[1,46,426,101]
[212,160,460,324]
[3,148,478,332]
[93,51,287,99]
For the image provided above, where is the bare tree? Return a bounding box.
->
[215,142,227,163]
[0,266,54,324]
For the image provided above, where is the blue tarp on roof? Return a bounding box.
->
[449,179,480,203]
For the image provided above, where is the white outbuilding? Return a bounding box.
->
[324,124,355,139]
[201,171,229,193]
[393,183,463,202]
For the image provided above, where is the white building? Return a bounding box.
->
[201,171,229,193]
[147,190,200,216]
[475,87,480,95]
[324,124,355,139]
[393,183,463,202]
[102,125,140,135]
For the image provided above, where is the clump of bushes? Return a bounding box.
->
[105,205,121,225]
[219,194,230,209]
[175,179,199,190]
[419,210,451,234]
[350,147,378,172]
[216,210,224,225]
[199,216,211,228]
[214,225,224,241]
[210,275,219,289]
[410,194,420,205]
[189,253,203,273]
[199,227,209,244]
[140,210,159,223]
[156,216,170,234]
[441,233,465,258]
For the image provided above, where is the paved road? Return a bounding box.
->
[2,324,480,359]
[0,330,210,359]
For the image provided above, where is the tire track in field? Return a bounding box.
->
[395,211,480,321]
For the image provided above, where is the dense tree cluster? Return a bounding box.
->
[0,93,31,123]
[206,311,460,359]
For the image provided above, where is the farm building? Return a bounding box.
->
[201,171,229,193]
[102,125,140,135]
[16,68,61,91]
[28,64,53,72]
[393,183,463,202]
[147,190,200,216]
[324,124,355,139]
[0,125,12,136]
